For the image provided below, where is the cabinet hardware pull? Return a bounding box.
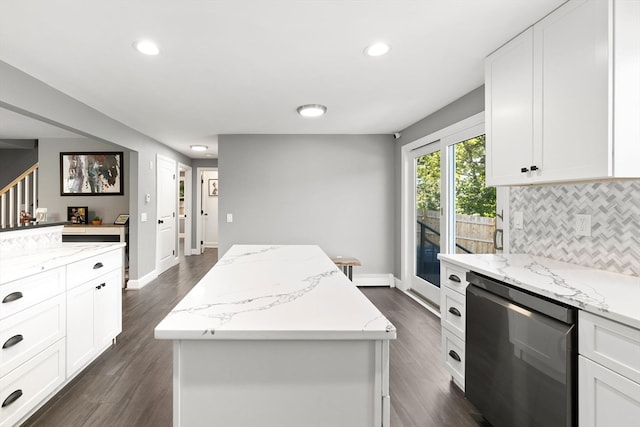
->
[96,283,104,290]
[448,274,461,283]
[2,389,23,408]
[158,219,164,224]
[2,292,23,303]
[448,307,461,317]
[2,334,24,349]
[448,350,461,362]
[530,165,539,171]
[520,167,529,173]
[93,262,104,269]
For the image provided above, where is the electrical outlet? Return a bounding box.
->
[576,214,591,237]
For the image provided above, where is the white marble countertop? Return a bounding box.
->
[0,242,126,285]
[155,245,397,341]
[438,253,640,329]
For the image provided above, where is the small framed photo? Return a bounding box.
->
[208,179,218,196]
[114,214,130,225]
[67,206,88,224]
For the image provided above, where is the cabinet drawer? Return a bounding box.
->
[0,267,65,320]
[0,338,65,427]
[0,294,66,377]
[441,329,465,391]
[441,286,465,339]
[441,263,468,294]
[66,249,122,290]
[579,311,640,384]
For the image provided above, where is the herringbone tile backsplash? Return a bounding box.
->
[510,180,640,276]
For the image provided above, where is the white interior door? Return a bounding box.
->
[157,155,177,273]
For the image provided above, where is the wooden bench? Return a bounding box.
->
[330,256,361,281]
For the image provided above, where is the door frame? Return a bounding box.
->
[196,167,218,255]
[178,162,192,256]
[400,112,488,295]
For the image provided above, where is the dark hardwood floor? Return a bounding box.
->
[24,251,483,427]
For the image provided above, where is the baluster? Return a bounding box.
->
[1,193,6,228]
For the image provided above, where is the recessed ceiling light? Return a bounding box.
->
[364,42,390,57]
[297,104,327,118]
[190,145,208,152]
[134,40,160,56]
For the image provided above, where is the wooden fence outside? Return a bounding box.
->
[417,210,496,254]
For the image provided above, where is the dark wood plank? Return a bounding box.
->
[23,253,484,426]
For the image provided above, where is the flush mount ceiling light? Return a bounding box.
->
[364,42,390,57]
[297,104,327,118]
[134,40,160,56]
[190,145,208,152]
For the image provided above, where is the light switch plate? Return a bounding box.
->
[576,214,591,237]
[141,213,147,222]
[226,213,233,223]
[514,211,524,230]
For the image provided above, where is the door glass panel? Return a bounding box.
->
[415,150,441,287]
[452,135,496,254]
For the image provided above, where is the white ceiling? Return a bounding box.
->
[0,0,565,159]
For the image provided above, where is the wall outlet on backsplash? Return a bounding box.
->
[514,211,524,230]
[576,214,591,237]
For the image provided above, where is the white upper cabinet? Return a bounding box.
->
[486,0,640,186]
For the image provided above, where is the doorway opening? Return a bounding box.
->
[196,167,218,254]
[178,163,192,257]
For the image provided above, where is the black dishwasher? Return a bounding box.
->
[465,271,577,427]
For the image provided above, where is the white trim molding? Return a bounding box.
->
[126,269,159,290]
[353,274,395,287]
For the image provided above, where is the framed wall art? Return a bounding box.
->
[60,152,124,195]
[208,179,218,196]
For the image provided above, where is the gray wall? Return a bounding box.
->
[38,137,130,223]
[0,147,38,188]
[219,134,395,274]
[394,86,485,276]
[0,60,191,281]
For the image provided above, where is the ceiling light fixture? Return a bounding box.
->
[134,40,160,56]
[190,145,208,152]
[364,42,390,57]
[297,104,327,118]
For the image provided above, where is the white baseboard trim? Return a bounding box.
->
[353,274,394,287]
[394,277,404,290]
[126,269,158,290]
[204,242,218,248]
[403,290,441,318]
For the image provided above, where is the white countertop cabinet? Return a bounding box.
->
[155,245,396,427]
[486,0,640,186]
[579,311,640,427]
[0,234,123,427]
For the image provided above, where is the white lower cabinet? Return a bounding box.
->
[439,261,469,391]
[0,246,123,427]
[579,311,640,427]
[67,268,122,377]
[0,338,66,427]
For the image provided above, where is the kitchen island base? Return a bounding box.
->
[173,339,390,427]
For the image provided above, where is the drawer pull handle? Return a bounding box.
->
[2,334,23,349]
[2,292,23,303]
[448,307,461,317]
[448,350,461,362]
[93,262,104,269]
[448,274,461,283]
[96,282,106,290]
[2,389,23,408]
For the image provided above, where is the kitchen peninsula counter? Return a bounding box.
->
[155,244,396,427]
[438,253,640,329]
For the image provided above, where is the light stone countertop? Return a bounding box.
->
[155,244,397,341]
[0,242,126,285]
[438,253,640,330]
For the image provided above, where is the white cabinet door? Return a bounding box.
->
[66,281,95,377]
[534,0,609,182]
[94,269,122,350]
[485,28,534,186]
[579,356,640,427]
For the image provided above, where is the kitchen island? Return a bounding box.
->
[155,244,396,427]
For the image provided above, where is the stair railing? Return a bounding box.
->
[0,163,39,228]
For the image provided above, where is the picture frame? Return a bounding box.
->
[67,206,88,224]
[208,179,218,196]
[60,152,124,195]
[114,214,130,225]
